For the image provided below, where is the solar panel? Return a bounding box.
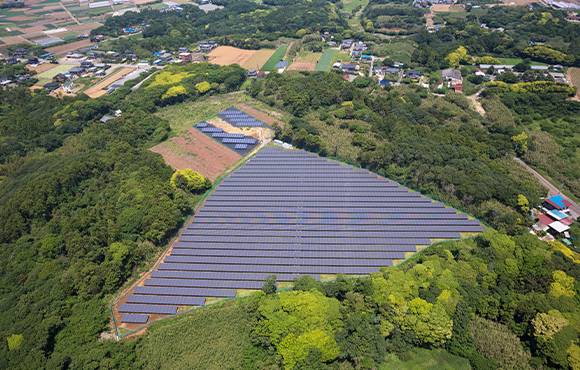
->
[121,313,149,323]
[201,127,223,133]
[222,138,257,144]
[118,304,177,315]
[150,270,320,282]
[133,286,237,297]
[126,294,205,306]
[196,122,208,128]
[235,144,248,149]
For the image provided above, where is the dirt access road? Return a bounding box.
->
[514,157,580,218]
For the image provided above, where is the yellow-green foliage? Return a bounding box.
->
[7,334,23,351]
[445,46,473,68]
[257,290,342,369]
[148,71,192,88]
[532,311,569,338]
[170,169,207,193]
[517,194,530,213]
[162,85,187,100]
[475,56,500,65]
[568,344,580,370]
[195,81,211,93]
[523,45,573,64]
[485,80,577,96]
[550,241,580,264]
[550,270,576,298]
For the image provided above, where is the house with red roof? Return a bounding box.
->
[544,195,572,211]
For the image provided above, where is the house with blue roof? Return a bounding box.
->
[275,61,288,71]
[544,195,572,211]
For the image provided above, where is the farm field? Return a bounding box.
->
[314,49,336,71]
[33,63,70,84]
[84,67,133,98]
[495,58,547,66]
[241,49,275,70]
[568,67,580,100]
[206,46,257,68]
[149,127,242,181]
[45,39,94,55]
[287,61,317,71]
[295,51,322,63]
[260,44,288,71]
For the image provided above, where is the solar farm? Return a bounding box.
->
[114,147,485,330]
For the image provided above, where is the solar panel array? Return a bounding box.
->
[222,138,256,144]
[235,144,248,149]
[193,120,258,155]
[117,147,484,319]
[212,133,245,138]
[201,127,223,133]
[196,122,208,128]
[218,107,265,127]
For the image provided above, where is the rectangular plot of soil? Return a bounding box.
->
[287,62,317,71]
[150,127,242,181]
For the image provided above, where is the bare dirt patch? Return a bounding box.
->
[26,62,57,74]
[287,62,317,71]
[0,36,33,45]
[84,67,133,98]
[450,4,466,11]
[568,67,580,101]
[16,25,47,33]
[431,4,451,11]
[242,49,275,70]
[206,46,257,67]
[205,117,274,142]
[150,127,242,181]
[6,15,36,21]
[425,13,435,26]
[236,103,285,129]
[69,22,102,31]
[378,27,408,32]
[46,39,93,55]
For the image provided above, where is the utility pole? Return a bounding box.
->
[559,182,565,195]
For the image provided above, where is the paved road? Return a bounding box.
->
[514,157,580,218]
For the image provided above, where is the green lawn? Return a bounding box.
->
[260,44,288,71]
[497,58,547,66]
[340,0,369,13]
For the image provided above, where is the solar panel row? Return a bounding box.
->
[222,138,257,144]
[156,263,386,274]
[178,236,433,245]
[171,242,417,252]
[196,206,459,214]
[235,144,248,149]
[201,127,223,133]
[196,122,208,128]
[144,278,264,290]
[126,294,206,306]
[212,133,245,138]
[150,270,320,282]
[134,286,237,297]
[186,224,483,233]
[169,249,406,259]
[118,304,177,315]
[190,216,477,225]
[121,313,149,323]
[164,255,403,266]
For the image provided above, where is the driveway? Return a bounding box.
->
[514,157,580,218]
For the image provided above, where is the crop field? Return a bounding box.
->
[206,46,258,68]
[34,64,70,85]
[569,68,580,100]
[45,39,93,55]
[314,49,336,71]
[241,49,275,70]
[287,61,317,71]
[150,127,242,181]
[295,51,321,63]
[260,44,288,71]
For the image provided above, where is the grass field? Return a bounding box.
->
[295,51,322,63]
[138,302,251,370]
[155,92,291,135]
[34,64,70,85]
[497,58,547,66]
[315,49,336,71]
[260,44,288,71]
[381,348,471,370]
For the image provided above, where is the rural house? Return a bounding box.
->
[179,52,193,62]
[53,73,68,83]
[62,80,75,93]
[13,48,29,57]
[440,68,462,81]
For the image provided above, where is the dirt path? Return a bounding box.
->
[469,99,485,115]
[567,67,580,101]
[60,2,81,25]
[425,12,435,27]
[513,157,580,217]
